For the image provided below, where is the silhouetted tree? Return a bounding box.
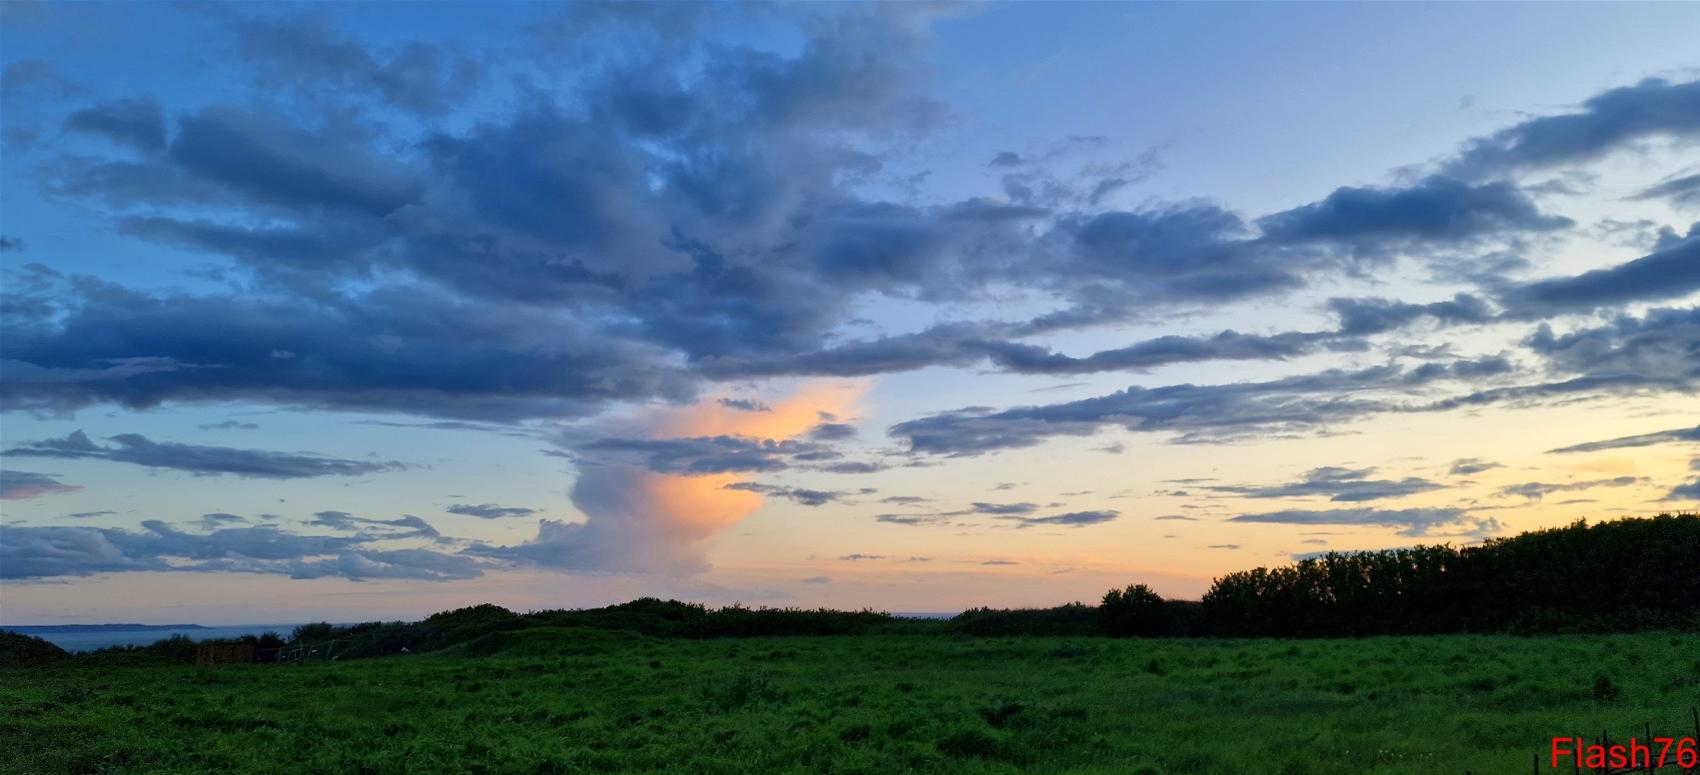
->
[1099,584,1169,637]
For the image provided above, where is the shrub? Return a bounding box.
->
[0,631,70,667]
[1099,584,1168,637]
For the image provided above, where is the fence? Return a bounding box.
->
[193,642,255,666]
[1482,707,1700,775]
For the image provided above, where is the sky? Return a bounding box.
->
[1,1,1697,624]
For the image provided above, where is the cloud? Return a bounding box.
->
[0,59,85,99]
[478,384,862,574]
[198,420,260,431]
[1002,509,1119,528]
[1229,507,1479,536]
[0,519,476,580]
[580,435,830,475]
[7,13,1655,431]
[969,502,1037,516]
[1328,293,1493,336]
[306,511,441,540]
[1444,77,1700,178]
[1669,458,1700,501]
[196,512,247,529]
[839,553,884,561]
[1206,466,1444,502]
[1257,177,1571,254]
[890,362,1469,456]
[725,482,853,507]
[1547,425,1700,453]
[63,97,167,151]
[1448,458,1503,476]
[807,422,858,440]
[1523,305,1700,384]
[4,430,403,479]
[228,11,482,116]
[446,503,538,519]
[1496,476,1643,501]
[1633,172,1700,209]
[1501,224,1700,314]
[801,576,831,584]
[0,470,81,500]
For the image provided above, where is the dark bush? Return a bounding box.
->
[950,604,1097,636]
[1099,584,1168,637]
[0,631,71,667]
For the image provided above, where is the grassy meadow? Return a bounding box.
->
[5,629,1698,774]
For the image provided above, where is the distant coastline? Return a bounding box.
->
[3,624,209,633]
[2,623,300,653]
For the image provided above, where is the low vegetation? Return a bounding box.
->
[6,632,1696,774]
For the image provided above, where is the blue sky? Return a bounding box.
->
[1,1,1697,623]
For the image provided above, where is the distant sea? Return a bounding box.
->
[5,613,959,652]
[3,624,304,653]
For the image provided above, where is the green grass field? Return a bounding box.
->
[5,630,1698,774]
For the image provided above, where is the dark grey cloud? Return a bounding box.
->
[1501,224,1700,314]
[890,362,1483,456]
[6,8,1626,431]
[198,420,260,431]
[0,519,475,580]
[197,512,247,530]
[969,502,1038,516]
[229,11,483,117]
[717,398,771,412]
[1,279,694,420]
[4,430,403,479]
[1229,506,1479,536]
[1206,466,1444,502]
[1496,476,1643,501]
[1634,172,1700,209]
[1257,177,1571,253]
[0,235,23,252]
[1002,509,1119,528]
[63,96,166,151]
[306,511,441,540]
[1328,293,1493,336]
[1548,425,1700,454]
[1523,305,1700,385]
[1448,458,1503,476]
[839,553,885,561]
[724,482,852,507]
[0,470,81,500]
[0,59,85,99]
[1669,458,1700,501]
[807,422,858,440]
[1445,77,1700,178]
[581,435,832,475]
[446,503,538,519]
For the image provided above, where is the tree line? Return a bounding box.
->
[1185,513,1700,637]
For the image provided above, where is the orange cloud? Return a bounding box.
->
[512,380,871,575]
